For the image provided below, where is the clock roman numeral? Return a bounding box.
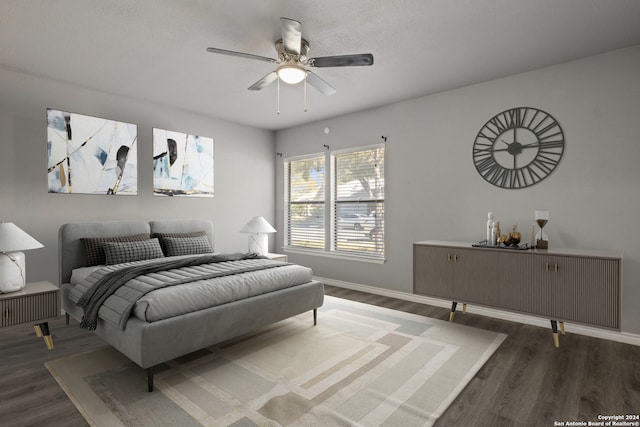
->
[538,140,564,152]
[475,141,493,149]
[505,168,524,189]
[473,147,493,160]
[488,114,509,135]
[507,108,526,128]
[539,131,563,143]
[486,167,507,187]
[529,156,558,174]
[473,143,493,151]
[514,169,525,188]
[519,168,533,187]
[475,130,496,143]
[507,109,517,128]
[521,108,532,128]
[524,165,543,183]
[511,168,536,189]
[475,156,496,173]
[484,164,501,182]
[531,115,557,136]
[525,110,545,131]
[502,169,514,188]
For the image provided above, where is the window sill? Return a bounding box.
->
[282,247,386,264]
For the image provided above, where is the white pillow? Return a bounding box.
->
[70,265,105,284]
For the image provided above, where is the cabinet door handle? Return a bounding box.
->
[554,263,558,273]
[448,254,451,262]
[454,254,458,262]
[546,262,549,272]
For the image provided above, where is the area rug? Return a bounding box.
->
[46,296,506,426]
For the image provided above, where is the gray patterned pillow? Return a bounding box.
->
[101,238,164,265]
[154,231,207,255]
[162,235,213,257]
[82,234,150,266]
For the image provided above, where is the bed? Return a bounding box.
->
[58,219,324,391]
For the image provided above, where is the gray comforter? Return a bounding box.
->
[69,254,313,330]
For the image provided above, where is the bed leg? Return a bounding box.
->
[313,308,317,326]
[147,367,155,392]
[65,313,70,326]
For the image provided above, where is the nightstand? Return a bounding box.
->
[265,253,288,262]
[0,281,60,349]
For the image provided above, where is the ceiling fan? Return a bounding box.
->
[206,17,374,96]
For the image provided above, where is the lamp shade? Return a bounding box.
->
[0,223,44,252]
[240,217,276,234]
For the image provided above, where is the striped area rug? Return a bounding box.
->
[46,295,506,426]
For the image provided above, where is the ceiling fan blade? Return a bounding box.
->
[206,47,277,63]
[280,17,302,54]
[310,53,374,67]
[306,71,336,96]
[248,72,278,91]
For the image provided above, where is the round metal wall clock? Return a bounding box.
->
[472,107,565,189]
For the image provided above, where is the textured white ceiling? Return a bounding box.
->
[1,0,640,130]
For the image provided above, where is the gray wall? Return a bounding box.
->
[0,68,276,286]
[2,46,638,334]
[275,46,640,334]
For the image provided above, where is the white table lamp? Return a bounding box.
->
[0,222,44,293]
[240,217,276,255]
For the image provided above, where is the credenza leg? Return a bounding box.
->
[462,303,467,314]
[551,320,560,348]
[559,321,565,335]
[449,302,457,322]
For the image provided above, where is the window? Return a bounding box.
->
[332,146,385,258]
[284,154,325,249]
[284,145,385,261]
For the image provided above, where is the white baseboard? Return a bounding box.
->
[317,276,640,347]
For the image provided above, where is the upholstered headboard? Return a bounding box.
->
[149,219,214,245]
[58,219,214,285]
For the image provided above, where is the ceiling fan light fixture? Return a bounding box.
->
[276,64,307,84]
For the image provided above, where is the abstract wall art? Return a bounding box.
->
[153,128,214,197]
[47,109,138,195]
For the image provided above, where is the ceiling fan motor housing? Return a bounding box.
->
[276,38,310,63]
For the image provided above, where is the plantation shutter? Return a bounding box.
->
[285,155,325,250]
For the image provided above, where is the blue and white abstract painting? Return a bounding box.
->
[153,128,214,197]
[47,109,138,195]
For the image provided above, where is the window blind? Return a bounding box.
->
[285,155,325,250]
[332,146,385,257]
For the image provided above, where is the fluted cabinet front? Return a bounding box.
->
[414,241,621,330]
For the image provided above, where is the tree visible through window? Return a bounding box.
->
[284,145,384,260]
[333,146,384,258]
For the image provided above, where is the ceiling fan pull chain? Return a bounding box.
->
[304,74,307,112]
[277,77,280,115]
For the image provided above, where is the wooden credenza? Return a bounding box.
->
[413,241,621,335]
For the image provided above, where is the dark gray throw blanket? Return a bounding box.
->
[77,252,264,330]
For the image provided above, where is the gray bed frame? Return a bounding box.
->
[58,219,324,391]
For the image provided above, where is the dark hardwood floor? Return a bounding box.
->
[1,285,638,426]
